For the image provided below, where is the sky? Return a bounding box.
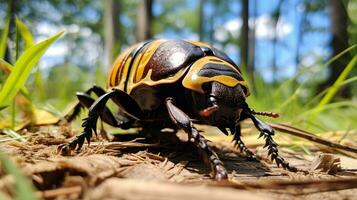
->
[151,0,331,81]
[1,0,332,82]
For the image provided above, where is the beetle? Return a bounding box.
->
[59,39,297,180]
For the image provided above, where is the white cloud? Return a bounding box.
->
[254,15,293,39]
[214,15,292,41]
[214,29,229,41]
[214,19,242,42]
[225,19,242,34]
[36,22,60,36]
[44,43,68,57]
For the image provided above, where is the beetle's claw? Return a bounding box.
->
[263,133,298,172]
[233,137,258,162]
[58,131,91,155]
[58,141,76,156]
[57,143,71,155]
[214,165,228,181]
[274,156,298,172]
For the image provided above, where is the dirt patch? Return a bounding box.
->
[1,125,357,199]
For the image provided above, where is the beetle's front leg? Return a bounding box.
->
[248,114,297,172]
[65,85,107,122]
[165,98,228,181]
[59,91,115,154]
[59,89,144,155]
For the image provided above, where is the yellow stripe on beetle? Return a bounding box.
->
[108,51,126,87]
[185,40,211,48]
[134,40,166,83]
[118,56,133,91]
[182,56,248,94]
[108,45,137,88]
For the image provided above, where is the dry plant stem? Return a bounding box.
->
[86,178,268,200]
[270,123,357,154]
[213,177,357,194]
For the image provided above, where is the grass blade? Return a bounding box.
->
[315,55,357,113]
[0,12,10,59]
[303,76,357,110]
[0,58,30,97]
[15,18,46,100]
[2,128,26,142]
[0,150,39,200]
[325,44,357,67]
[0,31,64,108]
[15,18,34,49]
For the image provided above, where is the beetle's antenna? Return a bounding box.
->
[199,105,219,118]
[251,110,280,118]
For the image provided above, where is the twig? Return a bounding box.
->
[213,177,357,194]
[269,122,357,154]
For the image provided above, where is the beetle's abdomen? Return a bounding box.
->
[108,39,248,95]
[108,39,205,93]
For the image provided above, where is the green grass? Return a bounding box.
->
[0,7,10,59]
[247,45,357,133]
[0,31,64,109]
[315,55,357,113]
[15,18,35,48]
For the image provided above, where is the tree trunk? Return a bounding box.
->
[198,0,204,41]
[322,0,351,97]
[295,9,305,72]
[272,0,282,84]
[103,0,121,71]
[248,0,256,88]
[136,0,153,42]
[240,0,249,74]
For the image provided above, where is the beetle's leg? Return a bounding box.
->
[248,114,297,172]
[59,89,144,154]
[65,85,107,122]
[74,92,120,127]
[230,124,257,161]
[165,97,228,181]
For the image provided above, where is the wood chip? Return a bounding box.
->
[310,153,341,175]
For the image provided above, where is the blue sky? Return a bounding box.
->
[0,0,332,82]
[152,0,331,81]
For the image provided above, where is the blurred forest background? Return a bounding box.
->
[0,0,356,134]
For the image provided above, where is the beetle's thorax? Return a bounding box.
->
[182,56,248,94]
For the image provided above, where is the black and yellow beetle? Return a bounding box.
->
[59,39,297,180]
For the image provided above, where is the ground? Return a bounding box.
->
[0,123,356,200]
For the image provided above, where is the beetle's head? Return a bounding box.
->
[194,81,248,126]
[193,81,279,127]
[181,56,251,126]
[184,56,278,127]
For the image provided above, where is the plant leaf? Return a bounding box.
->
[0,31,64,108]
[15,18,35,49]
[2,128,26,142]
[0,12,10,59]
[0,58,30,97]
[315,55,357,113]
